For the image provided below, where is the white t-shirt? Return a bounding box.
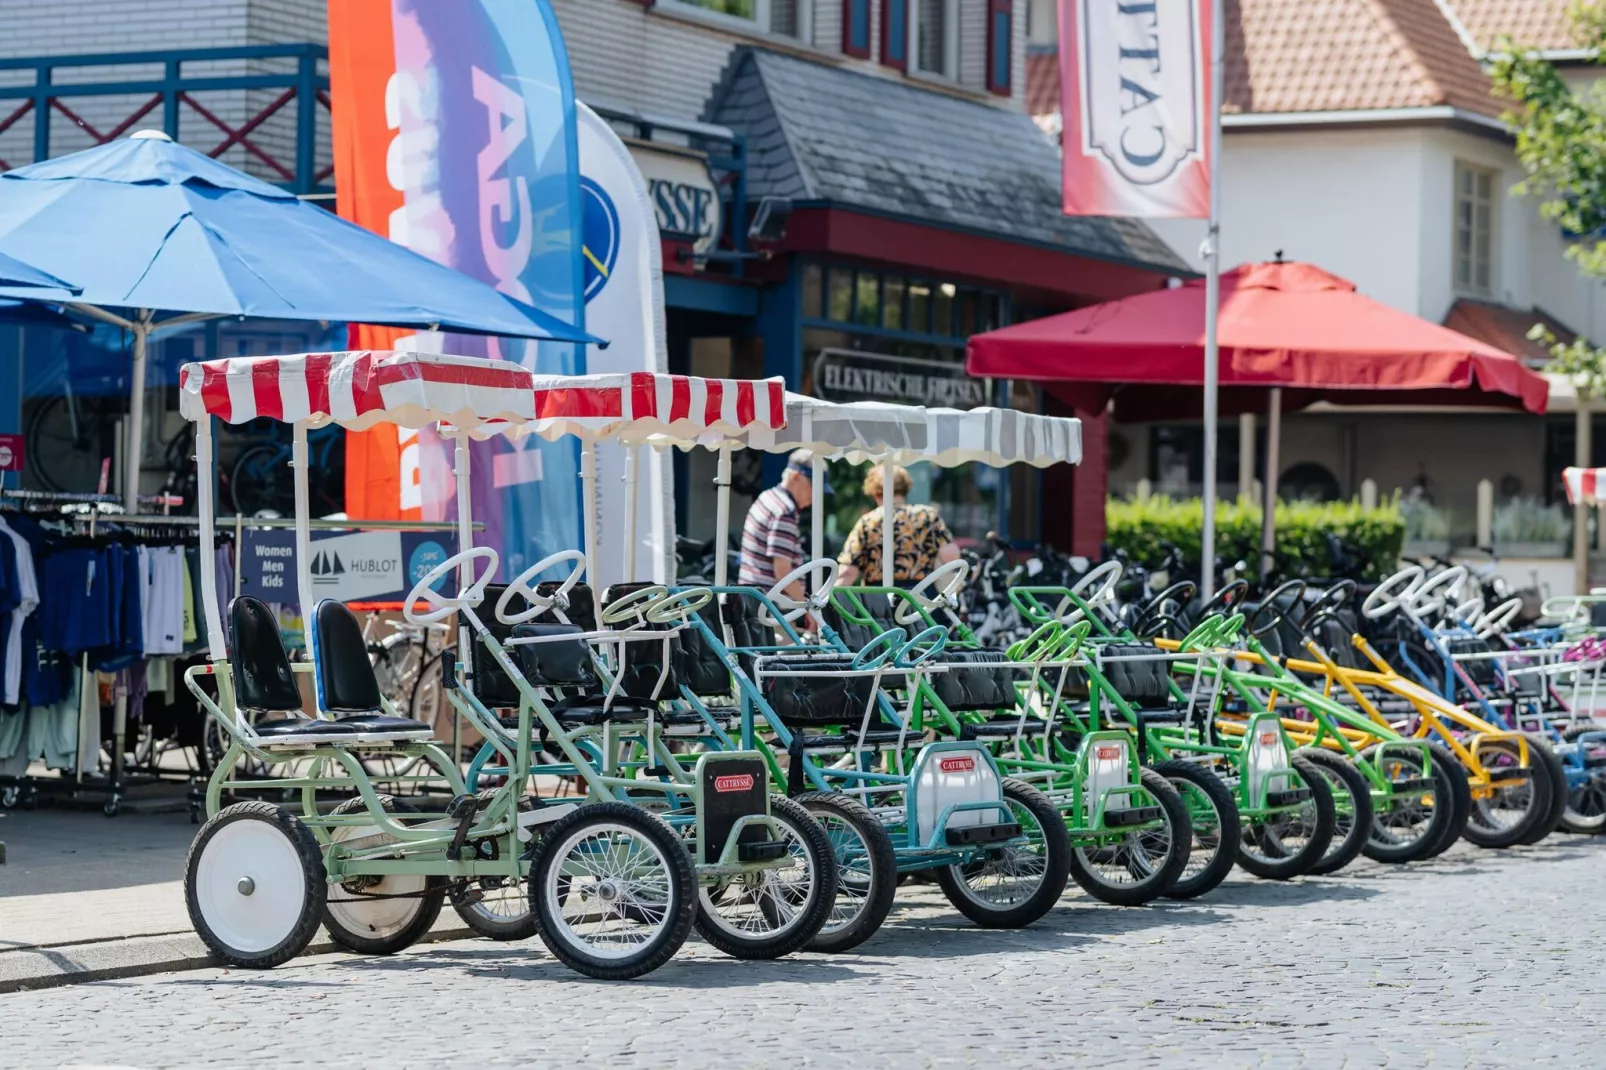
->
[0,518,39,705]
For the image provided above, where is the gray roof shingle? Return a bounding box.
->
[704,47,1188,274]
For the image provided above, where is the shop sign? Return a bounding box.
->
[239,528,458,608]
[0,434,22,472]
[813,349,989,409]
[630,144,723,255]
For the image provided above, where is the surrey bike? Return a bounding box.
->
[179,352,828,980]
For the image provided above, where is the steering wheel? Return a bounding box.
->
[1132,580,1198,640]
[762,558,840,625]
[1362,566,1424,620]
[1195,578,1250,621]
[645,587,715,625]
[1069,560,1121,606]
[1406,566,1468,618]
[1449,596,1485,629]
[1247,579,1307,638]
[1178,615,1224,653]
[494,549,588,625]
[601,585,669,627]
[896,559,970,625]
[1298,579,1357,629]
[1475,596,1523,638]
[403,547,500,626]
[895,625,949,667]
[851,627,907,671]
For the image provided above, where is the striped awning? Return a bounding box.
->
[1565,467,1606,505]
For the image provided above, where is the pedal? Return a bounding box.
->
[945,821,1022,846]
[1104,806,1162,827]
[516,802,577,842]
[454,881,485,906]
[1265,787,1312,807]
[444,793,478,861]
[441,649,458,690]
[738,840,788,863]
[1389,777,1435,795]
[645,765,673,778]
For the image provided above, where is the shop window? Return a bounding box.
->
[912,0,959,78]
[855,271,881,326]
[827,267,854,321]
[933,282,956,335]
[882,0,910,70]
[843,0,872,56]
[883,276,906,330]
[801,263,823,319]
[958,290,978,336]
[986,0,1014,95]
[666,0,807,40]
[908,281,932,333]
[1454,161,1495,297]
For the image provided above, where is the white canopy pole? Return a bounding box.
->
[881,456,895,588]
[581,440,602,619]
[292,421,315,660]
[452,431,474,695]
[1198,0,1226,601]
[1260,387,1282,579]
[713,444,732,587]
[195,417,226,662]
[806,409,824,565]
[623,445,640,583]
[123,310,154,513]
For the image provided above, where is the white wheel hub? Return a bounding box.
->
[195,819,308,954]
[325,818,429,939]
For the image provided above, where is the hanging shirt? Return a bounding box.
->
[142,547,186,656]
[0,518,39,706]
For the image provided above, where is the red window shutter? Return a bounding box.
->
[986,0,1014,96]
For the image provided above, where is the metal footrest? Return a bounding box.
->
[1104,805,1162,828]
[1265,787,1312,807]
[945,821,1023,846]
[738,840,788,863]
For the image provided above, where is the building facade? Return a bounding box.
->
[0,0,1186,555]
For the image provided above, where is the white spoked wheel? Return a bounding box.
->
[1405,566,1467,619]
[528,803,695,980]
[185,802,326,969]
[404,547,500,625]
[1362,566,1424,620]
[496,549,589,625]
[692,795,838,960]
[896,558,970,625]
[1058,560,1121,622]
[321,796,446,955]
[760,557,839,626]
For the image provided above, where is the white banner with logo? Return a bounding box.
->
[1059,0,1211,218]
[577,102,674,587]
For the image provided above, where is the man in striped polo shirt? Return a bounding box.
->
[738,450,826,608]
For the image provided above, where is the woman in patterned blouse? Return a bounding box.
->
[836,464,960,586]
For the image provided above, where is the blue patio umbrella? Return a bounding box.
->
[0,250,77,293]
[0,131,601,509]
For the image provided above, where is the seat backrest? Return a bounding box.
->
[312,599,384,714]
[466,584,523,707]
[602,583,681,702]
[675,599,735,699]
[1096,643,1177,708]
[510,622,598,688]
[229,595,302,712]
[761,656,882,727]
[825,594,900,651]
[930,648,1017,712]
[1445,635,1499,686]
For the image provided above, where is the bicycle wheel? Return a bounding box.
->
[231,443,292,516]
[27,393,117,494]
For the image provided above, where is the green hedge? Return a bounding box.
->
[1104,496,1406,582]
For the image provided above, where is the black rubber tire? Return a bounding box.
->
[1460,736,1554,848]
[692,795,839,960]
[1420,744,1472,859]
[185,801,327,969]
[1067,768,1191,906]
[321,796,446,955]
[1516,733,1566,845]
[795,791,898,953]
[934,778,1072,928]
[1360,742,1461,863]
[449,793,538,941]
[528,802,695,980]
[1153,760,1241,900]
[1557,725,1606,834]
[1236,755,1335,880]
[1296,748,1374,876]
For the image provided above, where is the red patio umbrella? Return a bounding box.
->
[966,260,1550,573]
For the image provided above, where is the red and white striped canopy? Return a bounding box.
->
[179,352,788,440]
[1565,467,1606,505]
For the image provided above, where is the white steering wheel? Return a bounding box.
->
[601,585,669,627]
[1407,566,1468,618]
[404,547,500,625]
[1475,596,1523,638]
[495,549,588,625]
[1449,596,1485,629]
[1056,560,1121,622]
[762,558,840,625]
[896,559,970,625]
[645,587,715,625]
[1362,566,1423,620]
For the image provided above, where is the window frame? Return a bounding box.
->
[657,0,812,44]
[1453,160,1497,299]
[909,0,961,81]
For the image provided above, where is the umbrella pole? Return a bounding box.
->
[123,310,154,514]
[1260,388,1282,580]
[1199,0,1226,601]
[714,444,732,588]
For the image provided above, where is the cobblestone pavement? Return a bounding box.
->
[6,838,1606,1069]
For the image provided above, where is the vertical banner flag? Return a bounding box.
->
[330,0,587,580]
[1058,0,1211,218]
[576,102,674,588]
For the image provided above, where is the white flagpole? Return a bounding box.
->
[1199,0,1226,601]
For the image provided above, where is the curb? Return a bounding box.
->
[0,923,475,994]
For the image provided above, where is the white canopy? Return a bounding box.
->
[843,406,1081,468]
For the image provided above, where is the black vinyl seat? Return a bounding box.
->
[307,599,430,737]
[958,717,1051,740]
[227,597,367,743]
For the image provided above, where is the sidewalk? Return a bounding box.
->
[0,806,468,992]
